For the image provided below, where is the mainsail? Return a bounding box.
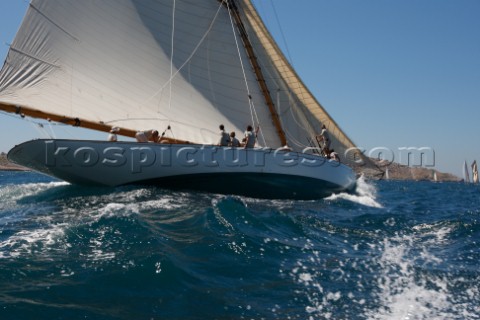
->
[0,0,363,167]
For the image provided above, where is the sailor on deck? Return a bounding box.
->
[229,131,240,147]
[218,124,230,146]
[243,125,256,148]
[319,125,331,149]
[329,149,339,162]
[108,127,119,142]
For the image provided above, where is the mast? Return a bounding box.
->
[223,0,287,146]
[0,102,187,144]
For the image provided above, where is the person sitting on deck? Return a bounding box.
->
[135,129,160,143]
[217,124,230,146]
[229,131,240,147]
[107,127,119,142]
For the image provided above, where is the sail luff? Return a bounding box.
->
[0,101,187,144]
[225,0,287,146]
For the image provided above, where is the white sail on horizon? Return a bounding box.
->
[463,160,470,183]
[472,160,478,184]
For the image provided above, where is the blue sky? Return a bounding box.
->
[1,0,479,178]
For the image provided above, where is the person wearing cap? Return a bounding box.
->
[135,129,160,143]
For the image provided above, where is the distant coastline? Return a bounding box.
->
[0,152,29,171]
[369,158,460,182]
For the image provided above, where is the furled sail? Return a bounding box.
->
[0,0,367,169]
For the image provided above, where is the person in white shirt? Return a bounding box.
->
[217,124,230,146]
[107,127,119,142]
[243,125,256,148]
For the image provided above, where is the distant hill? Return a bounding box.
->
[365,158,459,182]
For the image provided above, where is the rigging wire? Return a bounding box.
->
[139,1,224,109]
[25,117,52,138]
[242,26,314,150]
[0,111,68,139]
[275,90,308,149]
[225,0,267,146]
[252,0,334,147]
[268,0,294,66]
[168,0,176,113]
[254,0,352,154]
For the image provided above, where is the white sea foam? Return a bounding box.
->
[0,225,67,259]
[0,181,69,203]
[366,230,478,320]
[326,175,383,208]
[367,237,450,319]
[287,221,478,319]
[94,193,187,220]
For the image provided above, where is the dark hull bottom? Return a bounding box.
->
[136,172,354,200]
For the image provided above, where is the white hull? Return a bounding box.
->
[8,139,357,199]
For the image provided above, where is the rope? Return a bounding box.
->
[226,1,267,146]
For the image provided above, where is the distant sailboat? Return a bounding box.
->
[472,160,479,184]
[433,171,438,182]
[385,167,390,180]
[463,160,471,183]
[0,0,364,199]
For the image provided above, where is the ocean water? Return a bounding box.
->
[0,171,479,320]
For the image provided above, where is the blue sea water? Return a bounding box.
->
[0,171,479,320]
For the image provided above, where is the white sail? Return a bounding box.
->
[0,0,361,158]
[463,160,470,183]
[472,160,478,184]
[0,1,277,146]
[0,0,360,198]
[433,171,438,182]
[385,167,389,180]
